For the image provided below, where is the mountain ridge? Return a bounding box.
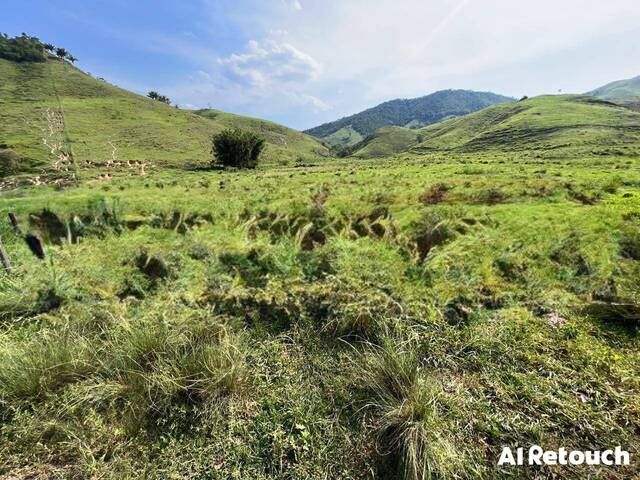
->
[304,89,514,149]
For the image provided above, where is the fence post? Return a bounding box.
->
[0,236,12,273]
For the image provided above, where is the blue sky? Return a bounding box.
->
[2,0,640,130]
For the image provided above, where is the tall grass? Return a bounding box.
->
[0,329,92,401]
[354,341,464,480]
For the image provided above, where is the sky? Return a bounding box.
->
[2,0,639,130]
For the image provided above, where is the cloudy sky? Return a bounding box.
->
[3,0,639,129]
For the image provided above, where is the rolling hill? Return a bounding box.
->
[342,126,421,159]
[349,95,640,158]
[304,89,514,150]
[0,57,329,177]
[587,75,640,101]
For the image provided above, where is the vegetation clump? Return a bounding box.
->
[354,342,466,480]
[0,33,76,63]
[211,128,265,169]
[0,147,20,177]
[619,226,640,260]
[147,90,171,104]
[0,33,47,62]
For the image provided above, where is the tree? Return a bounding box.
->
[55,47,68,59]
[43,43,55,52]
[147,91,170,104]
[66,54,78,64]
[0,33,48,62]
[211,128,265,169]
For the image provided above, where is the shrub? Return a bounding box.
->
[0,148,20,177]
[211,128,265,169]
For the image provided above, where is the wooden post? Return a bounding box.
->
[8,212,45,260]
[8,213,21,234]
[0,236,12,273]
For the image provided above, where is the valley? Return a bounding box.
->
[0,32,639,480]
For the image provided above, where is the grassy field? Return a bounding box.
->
[0,150,639,478]
[0,58,329,178]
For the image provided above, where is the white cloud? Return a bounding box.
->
[219,39,321,87]
[286,92,330,112]
[286,0,302,11]
[158,38,328,123]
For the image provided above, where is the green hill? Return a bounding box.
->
[344,126,420,158]
[587,75,640,101]
[304,89,514,150]
[0,57,329,177]
[394,95,640,157]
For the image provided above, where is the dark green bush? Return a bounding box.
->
[211,128,265,169]
[0,148,20,177]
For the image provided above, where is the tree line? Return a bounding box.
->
[147,91,171,105]
[0,33,77,63]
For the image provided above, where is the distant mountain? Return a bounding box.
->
[587,75,640,101]
[304,90,514,150]
[348,95,640,159]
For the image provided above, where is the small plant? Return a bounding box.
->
[211,128,265,169]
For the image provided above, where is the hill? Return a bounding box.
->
[412,95,640,156]
[587,75,640,101]
[348,95,640,158]
[304,89,514,149]
[342,126,420,159]
[0,57,329,177]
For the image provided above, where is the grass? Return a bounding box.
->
[0,150,639,478]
